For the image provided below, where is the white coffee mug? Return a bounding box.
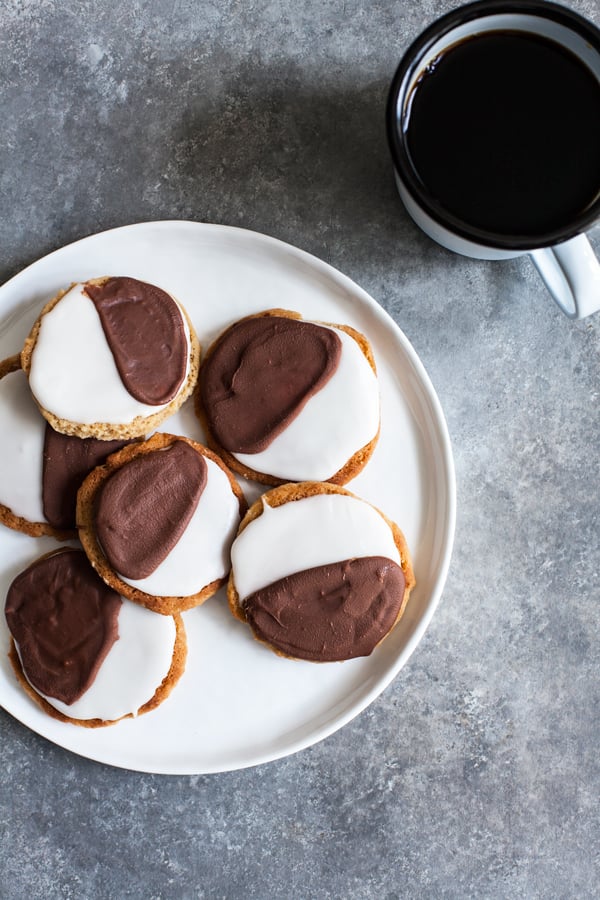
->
[387,0,600,319]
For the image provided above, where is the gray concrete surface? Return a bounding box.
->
[1,1,599,897]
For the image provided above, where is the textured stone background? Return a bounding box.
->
[1,1,599,897]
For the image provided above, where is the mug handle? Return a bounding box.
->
[530,234,600,319]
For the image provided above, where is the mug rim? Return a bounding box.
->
[386,0,600,251]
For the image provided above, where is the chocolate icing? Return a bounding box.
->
[242,556,406,661]
[5,549,122,705]
[42,425,134,530]
[201,316,342,453]
[95,440,207,580]
[84,276,188,405]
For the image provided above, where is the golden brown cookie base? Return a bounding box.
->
[0,353,23,380]
[0,354,76,540]
[0,502,75,541]
[8,613,187,728]
[77,432,248,615]
[194,308,380,486]
[227,480,416,660]
[20,278,201,440]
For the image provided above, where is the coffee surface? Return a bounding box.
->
[405,31,600,238]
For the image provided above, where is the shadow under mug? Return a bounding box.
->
[386,0,600,319]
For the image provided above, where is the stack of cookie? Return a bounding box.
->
[1,277,415,728]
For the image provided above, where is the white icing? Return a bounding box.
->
[231,492,400,601]
[121,456,241,597]
[0,368,46,522]
[33,599,177,722]
[233,326,380,481]
[28,283,191,425]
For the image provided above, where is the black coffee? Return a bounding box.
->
[405,30,600,238]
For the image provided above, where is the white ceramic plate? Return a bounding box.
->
[0,221,455,774]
